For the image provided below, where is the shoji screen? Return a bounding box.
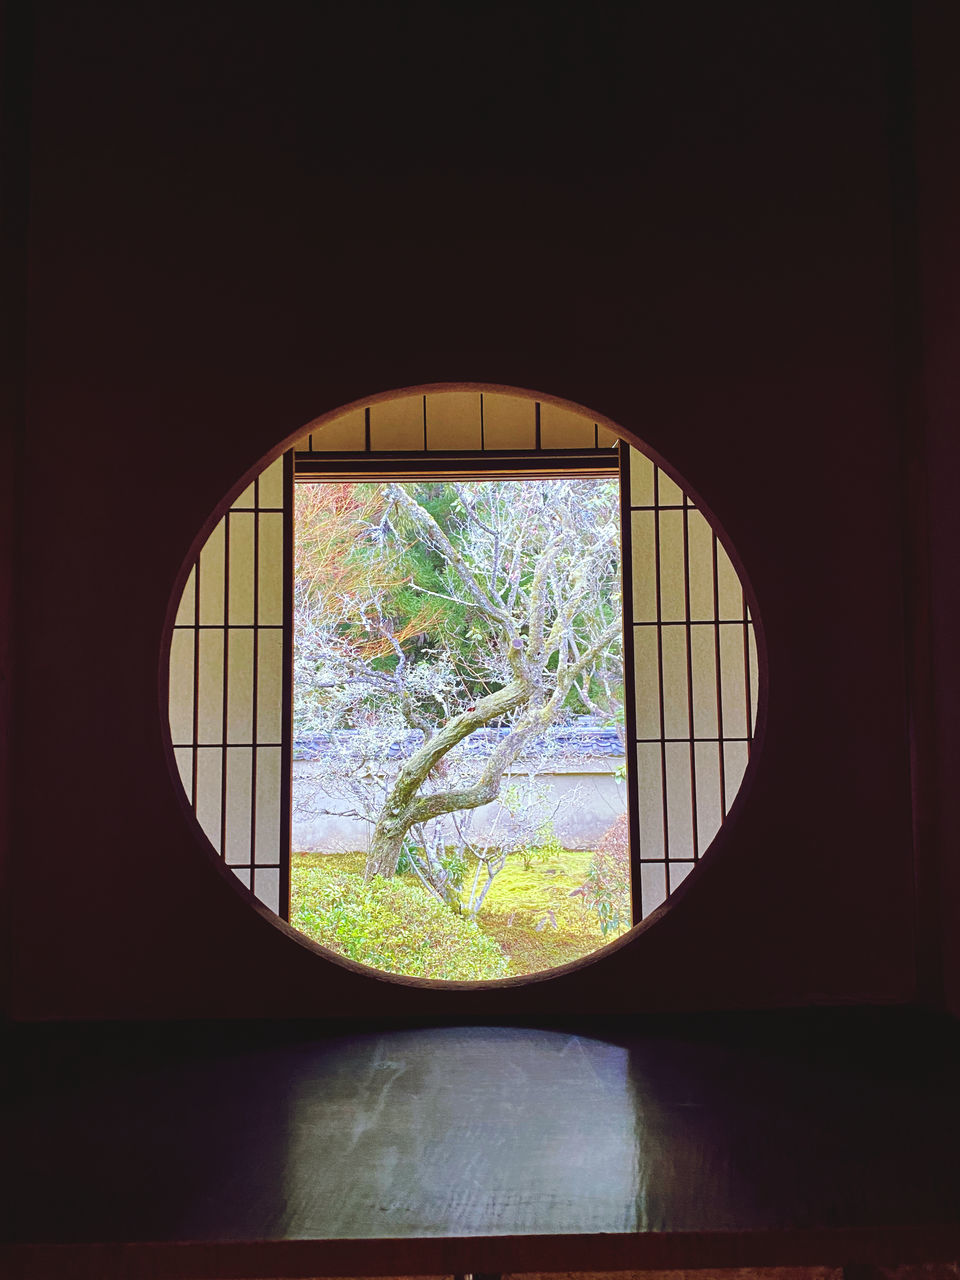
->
[621,445,758,920]
[168,454,292,917]
[294,390,621,454]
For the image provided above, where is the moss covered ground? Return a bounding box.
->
[291,847,625,977]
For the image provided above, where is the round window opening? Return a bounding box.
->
[166,386,761,983]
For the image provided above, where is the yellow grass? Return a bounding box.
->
[290,847,628,976]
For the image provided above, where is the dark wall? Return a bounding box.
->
[8,1,924,1018]
[1,0,33,1018]
[915,1,960,1018]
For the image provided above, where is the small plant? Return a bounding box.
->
[518,844,548,872]
[439,846,467,890]
[574,813,630,937]
[530,826,566,868]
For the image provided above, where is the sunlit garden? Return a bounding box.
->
[292,810,630,979]
[291,475,629,979]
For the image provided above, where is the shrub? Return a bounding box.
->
[576,813,631,936]
[291,867,510,980]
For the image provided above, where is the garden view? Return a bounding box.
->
[290,474,630,980]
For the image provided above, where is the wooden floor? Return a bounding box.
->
[3,1010,960,1279]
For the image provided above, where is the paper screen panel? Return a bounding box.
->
[255,746,282,860]
[719,623,748,739]
[670,861,695,891]
[226,629,255,744]
[168,629,196,745]
[633,627,661,740]
[723,740,750,811]
[624,443,758,923]
[308,409,365,452]
[197,519,225,625]
[224,747,254,864]
[256,628,284,742]
[690,626,719,737]
[369,396,424,450]
[660,627,690,739]
[657,509,685,622]
[635,742,665,859]
[629,447,655,506]
[480,394,536,449]
[195,747,222,848]
[694,741,724,849]
[174,566,195,626]
[664,742,695,860]
[640,863,668,916]
[253,867,281,915]
[657,470,684,506]
[539,402,596,448]
[258,455,284,508]
[174,746,193,797]
[196,629,225,745]
[168,454,290,918]
[228,512,256,625]
[716,539,743,618]
[747,622,759,734]
[686,513,716,620]
[630,510,657,623]
[257,513,284,625]
[425,390,482,450]
[296,388,624,456]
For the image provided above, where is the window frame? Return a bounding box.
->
[164,386,761,971]
[292,442,636,930]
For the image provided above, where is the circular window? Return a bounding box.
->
[165,386,760,982]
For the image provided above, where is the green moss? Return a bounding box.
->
[293,850,366,876]
[291,864,509,981]
[469,849,613,974]
[290,846,623,979]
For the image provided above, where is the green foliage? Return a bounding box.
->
[394,840,414,876]
[518,843,548,872]
[389,481,499,696]
[291,848,614,978]
[519,829,564,872]
[577,814,631,936]
[438,847,467,890]
[397,839,465,887]
[291,864,510,980]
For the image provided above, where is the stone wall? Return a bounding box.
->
[292,758,627,854]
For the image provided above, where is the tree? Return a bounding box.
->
[294,475,623,892]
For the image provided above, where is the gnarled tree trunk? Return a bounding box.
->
[364,676,533,879]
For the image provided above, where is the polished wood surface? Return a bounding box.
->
[3,1012,960,1278]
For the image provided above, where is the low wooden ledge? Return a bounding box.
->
[6,1232,960,1280]
[3,1011,960,1280]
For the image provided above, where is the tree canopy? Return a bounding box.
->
[294,475,624,900]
